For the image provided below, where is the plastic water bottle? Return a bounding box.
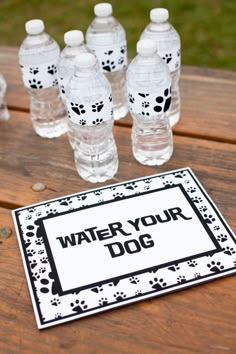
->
[65,52,118,182]
[127,39,173,166]
[86,2,128,120]
[19,19,67,138]
[0,74,10,120]
[140,8,181,127]
[58,30,91,148]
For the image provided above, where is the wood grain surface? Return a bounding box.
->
[0,46,236,354]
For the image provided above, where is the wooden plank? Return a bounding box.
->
[0,46,236,143]
[0,207,236,353]
[0,111,235,233]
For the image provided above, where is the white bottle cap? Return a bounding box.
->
[25,19,45,35]
[94,3,112,17]
[137,39,157,56]
[150,8,169,23]
[64,30,84,46]
[75,53,96,69]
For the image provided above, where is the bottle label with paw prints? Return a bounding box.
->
[87,40,127,73]
[66,92,113,126]
[127,86,172,117]
[20,61,59,89]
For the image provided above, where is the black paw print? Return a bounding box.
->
[113,192,124,200]
[79,119,86,125]
[199,206,207,212]
[163,180,174,187]
[162,53,172,64]
[101,60,115,72]
[92,118,103,125]
[52,79,58,86]
[40,257,48,264]
[51,298,61,306]
[46,209,57,217]
[129,276,139,284]
[94,190,102,195]
[168,263,180,272]
[38,249,44,255]
[128,93,135,103]
[149,278,167,290]
[223,246,235,256]
[35,238,43,245]
[26,249,36,257]
[99,297,108,306]
[114,291,126,301]
[109,94,112,102]
[187,187,196,194]
[154,87,171,113]
[30,67,39,75]
[29,79,43,89]
[124,182,137,190]
[71,103,86,115]
[120,45,126,54]
[60,198,72,206]
[207,261,224,273]
[191,196,203,204]
[138,93,149,98]
[77,194,87,201]
[55,313,62,319]
[187,260,198,267]
[203,214,216,224]
[92,101,104,112]
[177,275,187,284]
[118,57,125,65]
[48,65,57,75]
[214,226,220,231]
[173,171,186,178]
[216,234,228,242]
[142,101,150,108]
[70,299,88,313]
[60,84,65,94]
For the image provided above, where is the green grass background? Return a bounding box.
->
[0,0,235,70]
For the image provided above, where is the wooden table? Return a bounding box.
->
[0,46,235,353]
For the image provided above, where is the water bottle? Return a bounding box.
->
[127,39,173,166]
[65,52,118,183]
[19,19,67,138]
[58,30,91,148]
[0,74,10,120]
[140,8,181,127]
[86,2,128,120]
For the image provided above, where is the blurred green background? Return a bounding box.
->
[0,0,235,70]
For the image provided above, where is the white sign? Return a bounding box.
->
[12,168,236,329]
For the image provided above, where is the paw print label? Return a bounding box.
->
[19,60,59,89]
[127,85,171,116]
[66,90,113,126]
[86,38,127,72]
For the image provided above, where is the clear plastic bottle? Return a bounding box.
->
[0,74,10,120]
[140,8,181,127]
[18,19,67,138]
[86,2,128,120]
[127,39,173,166]
[58,30,91,148]
[65,53,118,183]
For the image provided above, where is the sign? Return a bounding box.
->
[12,168,236,329]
